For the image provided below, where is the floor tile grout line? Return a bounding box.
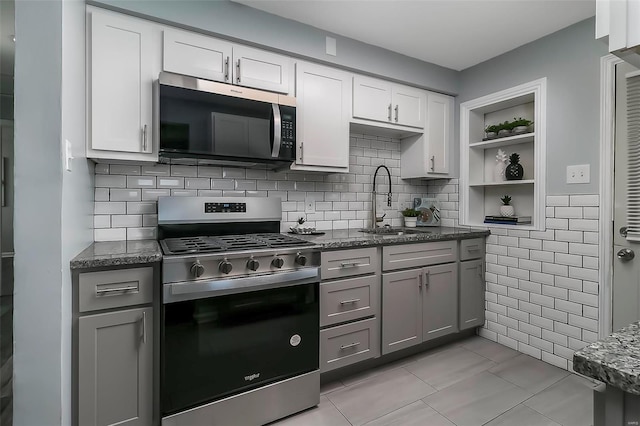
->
[511,371,572,404]
[360,399,432,426]
[324,394,354,426]
[420,395,459,426]
[523,402,565,426]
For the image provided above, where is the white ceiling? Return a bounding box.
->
[232,0,596,71]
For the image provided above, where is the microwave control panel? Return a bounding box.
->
[281,113,295,150]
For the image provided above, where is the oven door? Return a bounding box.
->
[161,271,319,416]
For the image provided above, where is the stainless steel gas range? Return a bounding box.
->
[158,197,321,426]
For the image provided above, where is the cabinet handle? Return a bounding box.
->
[466,245,480,251]
[95,285,138,296]
[425,271,430,287]
[224,56,230,82]
[340,298,361,305]
[394,105,399,122]
[141,311,147,344]
[419,273,423,291]
[299,142,303,162]
[388,103,392,121]
[340,342,360,350]
[340,261,361,268]
[430,156,435,171]
[142,124,148,152]
[478,264,483,278]
[236,59,241,83]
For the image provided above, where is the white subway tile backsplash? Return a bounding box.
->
[555,207,583,219]
[110,189,141,202]
[95,202,126,215]
[170,165,198,177]
[158,177,184,188]
[570,194,598,206]
[94,215,110,229]
[172,189,198,197]
[519,343,542,359]
[111,214,142,228]
[547,195,570,206]
[542,351,567,369]
[95,188,109,202]
[569,219,598,232]
[95,163,109,174]
[94,228,126,241]
[185,178,211,190]
[96,175,126,188]
[127,227,157,240]
[110,164,141,175]
[142,189,171,201]
[142,164,171,176]
[554,230,583,243]
[530,335,554,352]
[127,176,156,188]
[555,299,582,316]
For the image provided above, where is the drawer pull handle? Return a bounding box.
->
[340,342,360,350]
[340,262,361,268]
[466,245,480,251]
[340,298,361,305]
[96,285,138,296]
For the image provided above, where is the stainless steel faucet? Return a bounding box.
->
[372,165,392,228]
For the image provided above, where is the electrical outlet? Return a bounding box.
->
[304,197,315,213]
[566,164,590,184]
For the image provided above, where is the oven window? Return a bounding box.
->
[161,282,319,416]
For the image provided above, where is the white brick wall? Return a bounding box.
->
[478,195,599,372]
[93,134,455,241]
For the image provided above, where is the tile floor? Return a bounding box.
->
[274,336,598,426]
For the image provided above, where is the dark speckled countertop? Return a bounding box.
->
[573,321,640,395]
[291,226,490,249]
[70,240,162,270]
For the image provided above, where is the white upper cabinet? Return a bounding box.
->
[88,10,160,161]
[352,76,425,129]
[393,85,426,128]
[232,45,291,94]
[292,61,351,172]
[163,29,291,94]
[596,0,640,67]
[353,76,393,123]
[400,92,454,179]
[163,30,232,83]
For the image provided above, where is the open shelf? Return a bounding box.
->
[469,132,535,149]
[459,78,546,231]
[469,179,535,187]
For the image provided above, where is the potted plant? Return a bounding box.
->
[500,195,515,217]
[484,124,500,140]
[497,121,512,137]
[402,208,420,227]
[511,117,533,134]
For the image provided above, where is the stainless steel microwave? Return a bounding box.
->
[157,72,296,169]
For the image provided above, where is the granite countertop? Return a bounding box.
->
[70,240,163,270]
[573,321,640,395]
[291,226,490,249]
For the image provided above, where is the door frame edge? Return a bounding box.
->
[599,53,624,339]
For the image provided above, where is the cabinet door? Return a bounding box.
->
[460,259,485,330]
[392,84,426,128]
[381,269,422,355]
[163,29,232,83]
[90,12,154,155]
[79,307,152,426]
[425,93,454,174]
[233,45,290,94]
[295,62,351,168]
[352,76,393,123]
[422,263,458,342]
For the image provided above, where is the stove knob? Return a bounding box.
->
[295,254,307,266]
[247,259,260,271]
[272,257,285,269]
[190,261,205,278]
[219,260,233,274]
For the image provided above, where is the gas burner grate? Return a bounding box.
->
[160,233,314,255]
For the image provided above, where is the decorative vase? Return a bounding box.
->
[404,217,417,228]
[528,123,535,133]
[500,205,515,217]
[497,129,511,138]
[505,153,524,180]
[485,131,497,140]
[512,125,528,134]
[494,149,507,182]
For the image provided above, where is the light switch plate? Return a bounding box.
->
[304,197,315,213]
[326,36,337,56]
[566,164,590,184]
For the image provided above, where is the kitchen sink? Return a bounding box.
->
[359,227,429,236]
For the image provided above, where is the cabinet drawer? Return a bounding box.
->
[460,238,485,261]
[382,241,456,271]
[322,248,378,280]
[321,275,378,327]
[79,267,153,313]
[320,317,379,373]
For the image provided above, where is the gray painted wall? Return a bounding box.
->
[89,0,460,95]
[14,0,93,425]
[14,1,64,424]
[459,18,607,195]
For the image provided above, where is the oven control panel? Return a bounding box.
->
[204,202,247,213]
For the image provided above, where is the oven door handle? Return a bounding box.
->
[163,267,320,303]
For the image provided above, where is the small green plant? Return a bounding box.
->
[497,120,513,131]
[511,117,533,127]
[402,208,420,217]
[485,124,500,133]
[297,217,306,225]
[501,195,512,205]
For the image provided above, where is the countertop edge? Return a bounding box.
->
[70,240,163,271]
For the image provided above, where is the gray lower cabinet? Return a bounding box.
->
[78,307,153,426]
[459,259,485,330]
[423,263,458,341]
[382,263,458,355]
[381,269,422,355]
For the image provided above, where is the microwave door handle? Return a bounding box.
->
[271,103,282,158]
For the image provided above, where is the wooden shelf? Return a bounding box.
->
[469,132,535,149]
[469,179,535,187]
